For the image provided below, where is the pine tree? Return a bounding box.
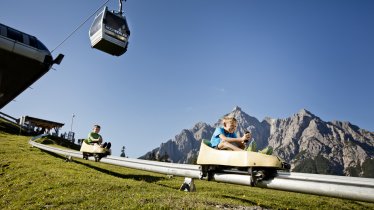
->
[120,146,126,157]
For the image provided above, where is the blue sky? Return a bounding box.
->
[1,0,373,158]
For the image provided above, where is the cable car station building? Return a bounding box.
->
[19,115,64,137]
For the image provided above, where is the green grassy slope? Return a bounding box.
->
[1,128,373,209]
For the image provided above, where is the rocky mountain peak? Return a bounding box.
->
[296,109,315,118]
[228,106,258,123]
[232,106,242,112]
[140,108,374,178]
[192,122,208,131]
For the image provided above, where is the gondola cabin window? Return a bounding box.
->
[90,12,104,37]
[104,12,129,41]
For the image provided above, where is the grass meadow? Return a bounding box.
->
[1,120,373,209]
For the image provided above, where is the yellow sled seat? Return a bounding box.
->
[80,141,108,154]
[197,140,284,169]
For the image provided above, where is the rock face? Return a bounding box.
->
[267,109,374,177]
[140,122,214,163]
[139,107,374,177]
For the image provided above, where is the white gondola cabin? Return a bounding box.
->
[89,6,130,56]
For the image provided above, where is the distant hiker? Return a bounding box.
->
[86,125,111,149]
[210,116,250,151]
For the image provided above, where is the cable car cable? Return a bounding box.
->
[51,0,110,53]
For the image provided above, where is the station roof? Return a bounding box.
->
[24,116,64,129]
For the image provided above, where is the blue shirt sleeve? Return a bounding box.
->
[210,127,237,148]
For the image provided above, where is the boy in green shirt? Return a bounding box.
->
[86,125,111,149]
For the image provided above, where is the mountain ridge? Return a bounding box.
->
[139,107,374,177]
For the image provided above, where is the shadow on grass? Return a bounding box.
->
[155,183,180,190]
[74,160,165,183]
[41,150,68,160]
[39,150,166,184]
[222,195,272,209]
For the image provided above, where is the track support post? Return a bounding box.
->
[179,177,196,192]
[65,155,73,162]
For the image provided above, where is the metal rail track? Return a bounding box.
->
[29,137,374,203]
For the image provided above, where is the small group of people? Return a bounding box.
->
[210,116,273,155]
[86,124,111,149]
[35,127,49,135]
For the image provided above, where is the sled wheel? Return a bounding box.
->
[207,170,214,181]
[249,167,256,187]
[83,153,88,160]
[266,169,277,180]
[255,170,265,181]
[200,165,208,180]
[206,166,217,181]
[94,154,99,162]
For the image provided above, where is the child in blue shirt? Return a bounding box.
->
[210,116,250,150]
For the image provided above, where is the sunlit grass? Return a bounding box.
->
[1,129,373,209]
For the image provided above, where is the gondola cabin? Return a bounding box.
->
[89,6,130,56]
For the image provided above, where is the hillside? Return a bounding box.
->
[1,121,373,209]
[140,107,374,177]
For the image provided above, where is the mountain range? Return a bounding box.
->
[139,106,374,177]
